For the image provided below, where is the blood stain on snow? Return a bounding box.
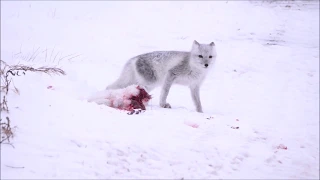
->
[184,122,199,128]
[277,144,288,150]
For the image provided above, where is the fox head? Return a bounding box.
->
[190,40,217,69]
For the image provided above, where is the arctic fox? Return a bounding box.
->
[106,40,217,113]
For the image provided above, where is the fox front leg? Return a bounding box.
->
[159,71,177,109]
[190,85,203,113]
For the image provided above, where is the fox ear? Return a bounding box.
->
[209,42,215,46]
[193,40,200,46]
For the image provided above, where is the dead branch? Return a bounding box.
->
[9,64,66,76]
[27,47,40,62]
[50,46,55,62]
[5,165,24,169]
[53,51,60,63]
[0,96,9,113]
[0,60,66,95]
[1,117,15,144]
[2,142,15,148]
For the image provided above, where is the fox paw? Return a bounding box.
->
[160,103,171,109]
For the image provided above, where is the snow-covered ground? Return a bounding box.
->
[1,1,319,179]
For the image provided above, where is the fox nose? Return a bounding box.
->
[204,64,208,67]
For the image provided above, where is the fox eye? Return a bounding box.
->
[198,55,203,58]
[209,55,213,58]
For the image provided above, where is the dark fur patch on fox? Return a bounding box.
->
[136,57,157,83]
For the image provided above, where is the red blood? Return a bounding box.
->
[185,122,199,128]
[128,86,152,110]
[277,144,288,150]
[190,124,199,128]
[115,86,152,111]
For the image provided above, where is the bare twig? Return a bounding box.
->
[68,54,82,62]
[45,48,48,62]
[53,51,60,63]
[58,53,75,62]
[1,117,15,143]
[0,96,9,113]
[9,64,66,76]
[50,46,55,62]
[2,142,15,148]
[11,80,20,95]
[5,165,24,169]
[27,47,40,62]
